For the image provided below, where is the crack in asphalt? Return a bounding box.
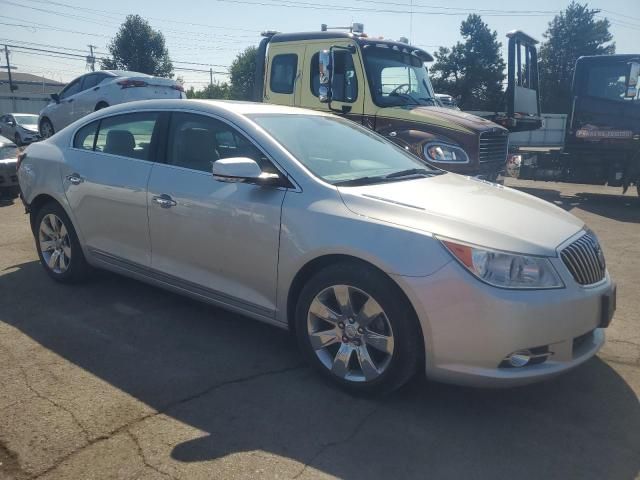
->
[0,440,29,480]
[0,344,92,444]
[292,404,380,479]
[26,363,306,479]
[126,430,176,480]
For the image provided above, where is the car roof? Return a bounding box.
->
[88,99,330,117]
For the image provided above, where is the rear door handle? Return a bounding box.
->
[66,173,84,185]
[152,194,177,208]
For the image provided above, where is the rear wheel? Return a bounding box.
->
[34,202,89,283]
[39,118,54,138]
[295,263,422,394]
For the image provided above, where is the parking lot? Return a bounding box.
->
[0,178,639,480]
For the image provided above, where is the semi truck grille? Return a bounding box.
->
[560,232,606,285]
[479,130,509,163]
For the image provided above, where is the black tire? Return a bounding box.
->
[95,102,109,111]
[295,262,422,395]
[14,132,22,147]
[39,118,54,138]
[34,202,90,283]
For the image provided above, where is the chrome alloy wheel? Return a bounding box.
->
[307,284,395,382]
[39,213,72,274]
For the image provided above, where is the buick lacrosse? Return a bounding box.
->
[18,100,616,393]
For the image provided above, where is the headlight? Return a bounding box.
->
[441,239,564,289]
[423,142,469,163]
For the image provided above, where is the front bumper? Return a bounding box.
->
[393,259,614,387]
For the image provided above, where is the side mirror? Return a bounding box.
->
[625,62,639,99]
[212,157,280,184]
[50,93,60,103]
[318,50,332,103]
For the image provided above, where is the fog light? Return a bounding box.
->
[507,350,532,368]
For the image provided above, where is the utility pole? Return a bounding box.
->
[3,45,17,111]
[87,44,96,72]
[209,67,213,87]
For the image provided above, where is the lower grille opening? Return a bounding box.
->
[572,330,595,357]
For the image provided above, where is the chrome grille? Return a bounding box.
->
[560,232,606,285]
[479,130,509,163]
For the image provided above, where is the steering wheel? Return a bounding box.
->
[389,83,411,96]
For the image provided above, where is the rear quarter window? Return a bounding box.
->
[73,121,98,150]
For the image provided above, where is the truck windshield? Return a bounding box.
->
[249,113,439,185]
[363,47,436,107]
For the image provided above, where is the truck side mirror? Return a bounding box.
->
[625,62,639,99]
[318,50,332,103]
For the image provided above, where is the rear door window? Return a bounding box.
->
[94,113,159,160]
[73,121,99,150]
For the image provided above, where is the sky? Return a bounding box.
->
[0,0,637,91]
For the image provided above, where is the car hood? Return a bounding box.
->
[379,105,501,135]
[337,174,584,256]
[19,125,38,134]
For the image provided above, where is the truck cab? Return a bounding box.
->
[254,27,509,180]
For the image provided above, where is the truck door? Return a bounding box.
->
[299,42,366,121]
[264,44,306,106]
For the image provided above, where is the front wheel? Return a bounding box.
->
[39,118,54,138]
[295,263,422,394]
[34,202,89,283]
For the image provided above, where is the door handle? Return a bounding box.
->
[66,173,84,185]
[152,194,177,208]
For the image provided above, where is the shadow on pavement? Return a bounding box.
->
[1,261,639,479]
[513,186,640,224]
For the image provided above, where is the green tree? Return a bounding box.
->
[186,81,231,99]
[539,2,615,113]
[430,14,505,110]
[229,46,257,100]
[101,15,173,77]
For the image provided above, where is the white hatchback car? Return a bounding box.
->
[38,70,186,138]
[19,100,616,394]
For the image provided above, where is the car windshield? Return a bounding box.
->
[363,47,436,107]
[13,114,38,126]
[0,143,18,160]
[249,114,439,185]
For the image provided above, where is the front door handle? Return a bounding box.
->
[66,173,84,185]
[152,194,177,208]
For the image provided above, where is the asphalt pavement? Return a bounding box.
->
[0,179,639,480]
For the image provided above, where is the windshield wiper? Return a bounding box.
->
[384,168,443,179]
[334,169,443,186]
[389,92,421,106]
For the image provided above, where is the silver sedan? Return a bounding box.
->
[18,100,616,393]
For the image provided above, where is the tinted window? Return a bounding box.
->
[95,113,158,160]
[73,121,98,150]
[60,78,82,99]
[310,51,358,103]
[585,64,630,102]
[270,54,297,94]
[167,113,273,173]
